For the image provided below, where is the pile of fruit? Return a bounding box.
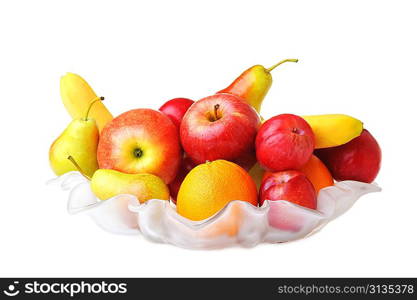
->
[49,58,381,228]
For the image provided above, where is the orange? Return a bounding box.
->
[176,160,258,221]
[300,155,334,193]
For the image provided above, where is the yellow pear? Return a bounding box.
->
[49,98,102,177]
[90,169,170,203]
[218,58,298,113]
[248,162,265,191]
[67,156,170,203]
[60,73,113,132]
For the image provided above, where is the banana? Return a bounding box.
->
[302,114,363,149]
[60,73,113,132]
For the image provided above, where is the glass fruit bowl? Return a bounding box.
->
[49,171,381,249]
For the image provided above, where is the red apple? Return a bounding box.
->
[159,98,194,129]
[260,170,317,209]
[315,129,381,183]
[180,94,261,164]
[97,109,181,184]
[168,155,196,203]
[260,170,317,232]
[232,148,257,171]
[256,114,315,172]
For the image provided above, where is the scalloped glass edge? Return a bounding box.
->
[48,171,381,249]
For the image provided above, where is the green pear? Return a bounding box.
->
[49,97,103,177]
[90,169,170,203]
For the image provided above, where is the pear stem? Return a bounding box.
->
[67,155,91,180]
[213,104,220,121]
[266,58,299,72]
[84,96,104,121]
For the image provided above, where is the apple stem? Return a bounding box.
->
[84,96,105,121]
[266,58,299,73]
[67,155,91,180]
[213,104,220,121]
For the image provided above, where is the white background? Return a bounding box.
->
[0,0,416,277]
